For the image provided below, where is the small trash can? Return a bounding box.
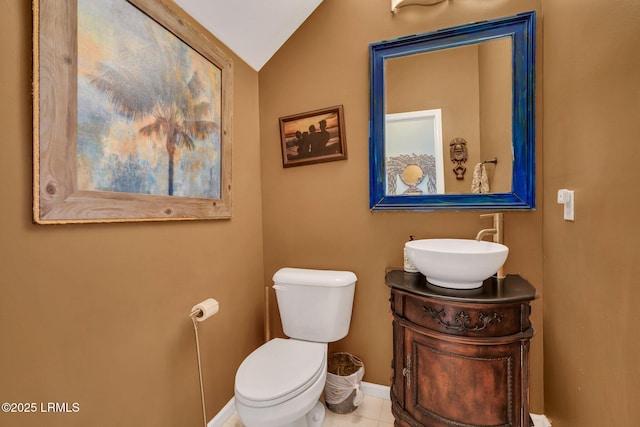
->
[324,352,365,414]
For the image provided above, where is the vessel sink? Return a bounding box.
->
[405,239,508,289]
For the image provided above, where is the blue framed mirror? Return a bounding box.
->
[369,12,536,211]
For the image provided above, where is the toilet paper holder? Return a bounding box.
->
[190,298,219,322]
[189,298,219,427]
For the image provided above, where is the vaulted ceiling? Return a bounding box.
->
[173,0,324,71]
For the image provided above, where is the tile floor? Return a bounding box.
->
[223,395,394,427]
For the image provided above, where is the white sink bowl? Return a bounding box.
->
[405,238,508,289]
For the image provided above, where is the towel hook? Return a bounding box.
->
[482,157,498,165]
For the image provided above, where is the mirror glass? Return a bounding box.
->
[369,12,536,211]
[385,108,445,195]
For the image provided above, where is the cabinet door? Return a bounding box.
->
[404,328,526,427]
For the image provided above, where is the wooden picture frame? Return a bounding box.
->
[279,105,347,168]
[33,0,233,224]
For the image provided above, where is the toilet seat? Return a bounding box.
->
[235,338,327,408]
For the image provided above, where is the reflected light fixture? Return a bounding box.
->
[391,0,447,14]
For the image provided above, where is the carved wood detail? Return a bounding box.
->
[424,305,504,333]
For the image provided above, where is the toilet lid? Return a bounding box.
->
[235,338,326,404]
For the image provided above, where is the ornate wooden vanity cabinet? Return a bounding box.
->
[386,270,536,427]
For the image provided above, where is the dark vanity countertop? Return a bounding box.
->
[385,268,536,304]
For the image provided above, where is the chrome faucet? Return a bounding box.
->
[475,213,505,279]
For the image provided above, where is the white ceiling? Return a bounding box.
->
[173,0,324,71]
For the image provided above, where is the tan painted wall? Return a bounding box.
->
[542,1,640,425]
[479,38,512,193]
[259,0,544,413]
[0,1,264,426]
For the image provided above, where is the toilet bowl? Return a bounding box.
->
[235,339,327,427]
[234,268,357,427]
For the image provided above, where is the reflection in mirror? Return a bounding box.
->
[386,38,512,194]
[385,109,445,195]
[401,165,425,193]
[369,12,536,211]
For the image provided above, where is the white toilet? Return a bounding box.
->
[234,267,357,427]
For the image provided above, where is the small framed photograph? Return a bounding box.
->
[279,105,347,168]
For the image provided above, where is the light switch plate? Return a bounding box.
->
[557,189,574,221]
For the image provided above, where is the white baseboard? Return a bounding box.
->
[207,397,237,427]
[530,414,552,427]
[207,381,390,427]
[359,381,391,400]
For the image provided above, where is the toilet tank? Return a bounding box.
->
[272,268,356,343]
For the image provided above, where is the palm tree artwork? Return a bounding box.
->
[77,0,222,198]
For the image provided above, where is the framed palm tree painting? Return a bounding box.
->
[33,0,233,223]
